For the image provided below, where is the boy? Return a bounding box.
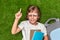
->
[11,5,48,40]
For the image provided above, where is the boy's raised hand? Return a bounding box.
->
[15,8,22,20]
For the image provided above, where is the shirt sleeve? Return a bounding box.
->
[41,24,47,36]
[18,21,25,30]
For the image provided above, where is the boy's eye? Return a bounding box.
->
[28,15,38,17]
[33,15,38,17]
[28,15,32,16]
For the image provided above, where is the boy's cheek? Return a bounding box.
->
[27,16,38,21]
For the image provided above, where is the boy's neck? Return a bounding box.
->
[29,21,38,26]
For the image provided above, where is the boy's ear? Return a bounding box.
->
[37,16,40,21]
[26,15,28,20]
[38,16,39,19]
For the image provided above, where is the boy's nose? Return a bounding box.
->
[31,15,34,18]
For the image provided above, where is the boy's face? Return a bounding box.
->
[27,11,39,24]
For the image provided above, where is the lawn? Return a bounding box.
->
[0,0,60,40]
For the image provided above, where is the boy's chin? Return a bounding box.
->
[30,21,37,24]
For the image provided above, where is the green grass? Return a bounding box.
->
[0,0,60,40]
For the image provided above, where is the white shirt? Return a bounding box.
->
[18,20,47,40]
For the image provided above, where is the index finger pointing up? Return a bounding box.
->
[20,8,22,13]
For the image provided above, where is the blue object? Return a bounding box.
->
[50,28,60,40]
[32,31,44,40]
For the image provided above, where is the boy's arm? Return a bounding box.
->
[11,19,21,34]
[44,35,48,40]
[11,9,22,35]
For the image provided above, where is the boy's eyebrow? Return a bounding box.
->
[28,13,38,15]
[30,14,38,16]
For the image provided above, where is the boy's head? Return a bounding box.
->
[26,5,41,24]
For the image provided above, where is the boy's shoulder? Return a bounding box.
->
[38,22,45,26]
[21,20,28,23]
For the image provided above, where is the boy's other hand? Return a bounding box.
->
[15,8,22,20]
